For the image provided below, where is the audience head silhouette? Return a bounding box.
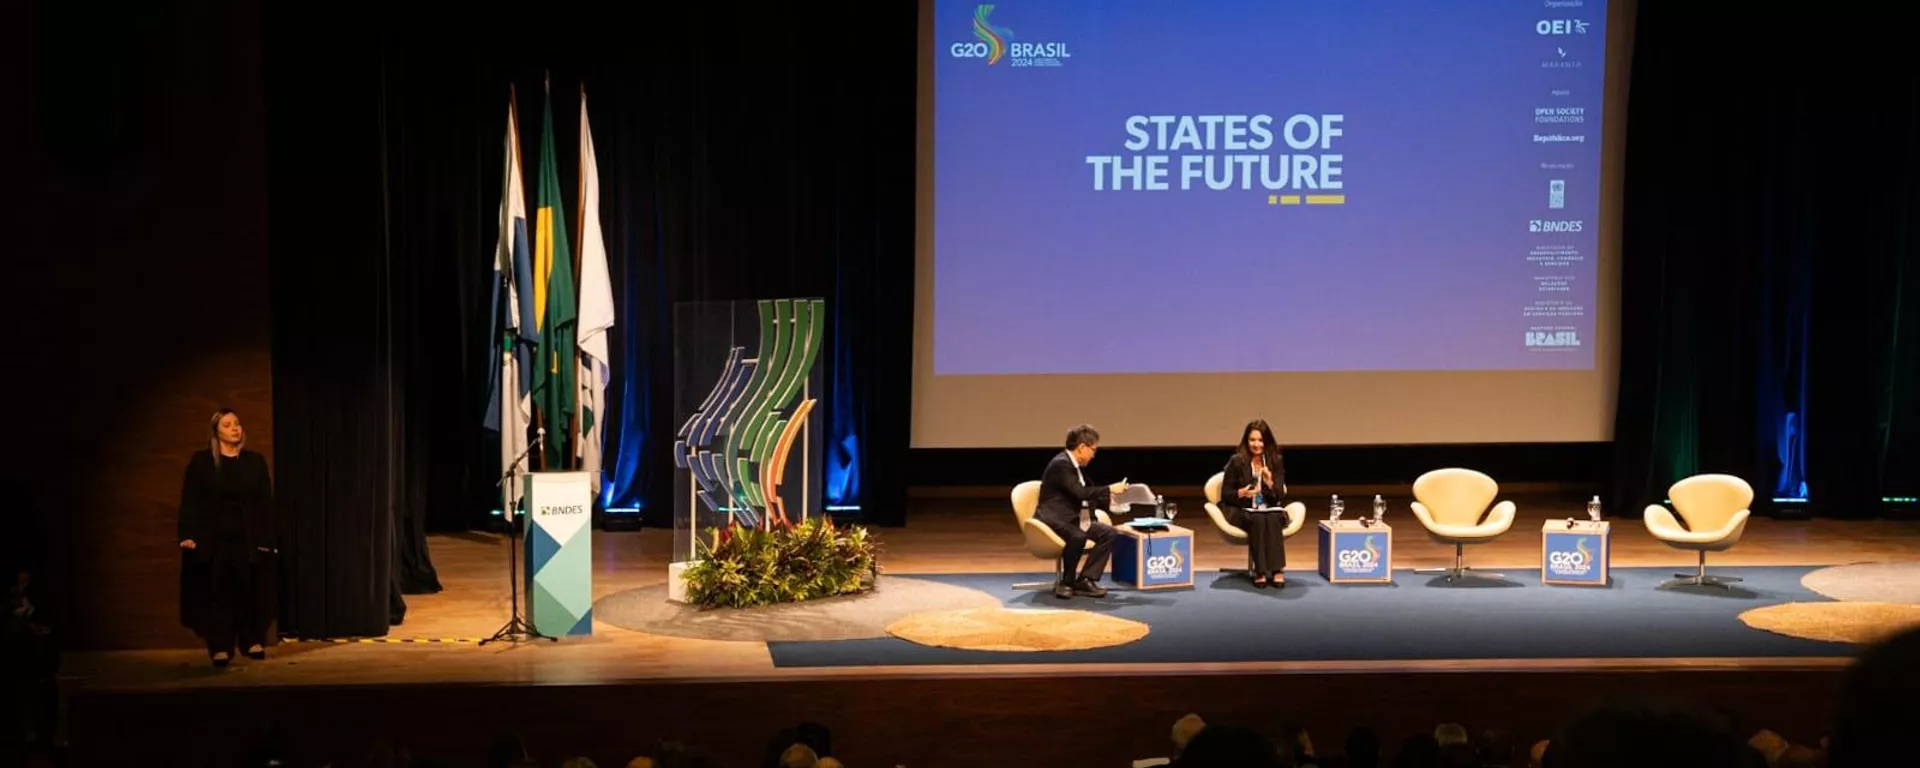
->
[1830,624,1920,767]
[1174,723,1282,768]
[1543,697,1752,768]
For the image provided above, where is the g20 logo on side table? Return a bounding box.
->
[1144,540,1187,583]
[1335,535,1386,577]
[1543,532,1606,584]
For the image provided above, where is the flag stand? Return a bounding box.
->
[481,428,556,645]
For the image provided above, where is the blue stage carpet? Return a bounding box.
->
[766,567,1855,668]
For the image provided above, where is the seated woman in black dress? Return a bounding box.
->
[1220,419,1289,587]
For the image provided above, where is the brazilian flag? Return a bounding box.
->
[531,87,577,468]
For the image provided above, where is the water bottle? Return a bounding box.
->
[1587,495,1602,522]
[1330,494,1344,521]
[1156,494,1167,518]
[1372,494,1386,523]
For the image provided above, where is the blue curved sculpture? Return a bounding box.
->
[674,346,759,525]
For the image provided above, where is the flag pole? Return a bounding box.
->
[574,82,588,473]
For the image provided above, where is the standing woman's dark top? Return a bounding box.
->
[178,409,276,666]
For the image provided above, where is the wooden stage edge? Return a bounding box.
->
[62,497,1909,765]
[71,495,1920,689]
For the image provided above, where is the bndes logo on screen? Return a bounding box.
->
[1536,19,1591,35]
[950,5,1071,68]
[1530,219,1584,233]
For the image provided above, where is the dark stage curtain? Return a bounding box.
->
[559,11,915,528]
[1612,9,1919,518]
[265,7,454,638]
[264,0,914,556]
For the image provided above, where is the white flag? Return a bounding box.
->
[485,91,533,519]
[575,86,615,496]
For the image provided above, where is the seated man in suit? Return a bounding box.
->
[1037,424,1129,599]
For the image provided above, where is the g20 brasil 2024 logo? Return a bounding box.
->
[949,5,1072,68]
[1548,538,1595,576]
[1146,539,1187,580]
[1337,536,1382,572]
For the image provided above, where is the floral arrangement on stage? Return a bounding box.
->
[683,516,878,609]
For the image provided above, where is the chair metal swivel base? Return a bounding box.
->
[1414,543,1505,582]
[1218,549,1254,578]
[1660,552,1742,589]
[1014,559,1071,591]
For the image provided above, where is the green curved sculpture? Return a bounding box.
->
[720,298,825,526]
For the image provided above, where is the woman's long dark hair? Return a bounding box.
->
[209,408,243,468]
[1232,419,1279,473]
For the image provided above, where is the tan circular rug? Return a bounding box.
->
[592,577,1001,642]
[1801,562,1920,605]
[886,607,1150,652]
[1738,602,1920,644]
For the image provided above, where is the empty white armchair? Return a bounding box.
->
[1202,472,1306,576]
[1010,480,1111,590]
[1409,468,1517,581]
[1644,474,1752,589]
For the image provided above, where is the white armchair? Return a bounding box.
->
[1010,480,1112,590]
[1409,468,1517,581]
[1644,474,1752,589]
[1202,471,1306,576]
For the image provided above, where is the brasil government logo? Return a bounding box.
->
[950,5,1072,67]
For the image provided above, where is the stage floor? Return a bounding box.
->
[67,494,1920,694]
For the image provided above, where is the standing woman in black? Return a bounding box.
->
[177,409,276,666]
[1220,419,1290,587]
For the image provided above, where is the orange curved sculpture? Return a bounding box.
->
[761,398,818,529]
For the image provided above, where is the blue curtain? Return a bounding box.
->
[599,193,669,513]
[825,240,862,512]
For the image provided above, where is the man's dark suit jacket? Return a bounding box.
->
[1036,450,1110,529]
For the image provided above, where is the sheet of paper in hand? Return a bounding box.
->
[1110,483,1158,511]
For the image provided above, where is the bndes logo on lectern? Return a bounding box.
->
[540,504,588,516]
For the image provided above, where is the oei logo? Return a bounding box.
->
[1536,19,1591,35]
[1530,219,1584,233]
